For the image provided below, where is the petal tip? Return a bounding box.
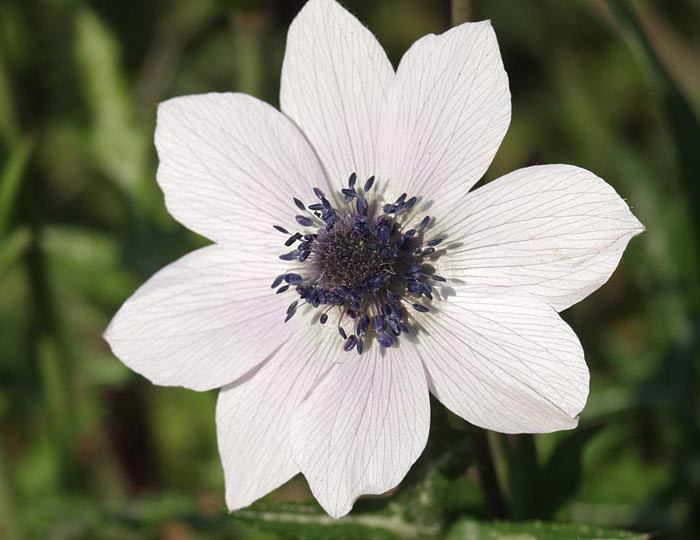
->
[632,214,646,235]
[294,0,346,21]
[101,321,114,344]
[312,489,357,520]
[155,94,187,120]
[562,414,581,431]
[224,491,252,514]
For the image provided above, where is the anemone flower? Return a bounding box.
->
[105,0,643,519]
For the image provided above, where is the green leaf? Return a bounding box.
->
[534,426,602,519]
[0,226,31,278]
[73,7,147,197]
[0,137,33,238]
[446,519,649,540]
[42,225,137,306]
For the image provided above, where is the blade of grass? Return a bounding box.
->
[21,180,81,490]
[74,7,147,199]
[37,337,78,486]
[0,226,31,278]
[0,137,33,238]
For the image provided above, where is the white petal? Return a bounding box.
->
[290,345,430,519]
[104,244,294,391]
[280,0,394,182]
[156,92,328,246]
[217,324,338,510]
[377,21,510,210]
[441,165,644,311]
[419,287,589,433]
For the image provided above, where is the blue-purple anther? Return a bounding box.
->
[272,173,447,355]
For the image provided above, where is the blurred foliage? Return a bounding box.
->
[0,0,699,538]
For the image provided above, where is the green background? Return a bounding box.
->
[0,0,698,538]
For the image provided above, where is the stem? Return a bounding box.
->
[231,10,268,99]
[472,429,507,518]
[451,0,472,26]
[503,434,539,519]
[37,337,78,486]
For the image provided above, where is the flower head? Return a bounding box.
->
[104,0,643,519]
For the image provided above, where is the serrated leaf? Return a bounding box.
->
[446,519,648,540]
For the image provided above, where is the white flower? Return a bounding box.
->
[104,0,643,519]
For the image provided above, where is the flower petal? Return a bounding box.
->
[441,165,644,311]
[280,0,394,182]
[290,345,430,519]
[419,287,589,433]
[377,21,510,210]
[156,92,328,246]
[217,323,337,510]
[104,244,294,391]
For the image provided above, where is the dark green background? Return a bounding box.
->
[0,0,698,538]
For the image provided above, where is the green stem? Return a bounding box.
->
[231,10,268,100]
[503,434,539,519]
[37,337,78,485]
[472,429,508,518]
[451,0,471,26]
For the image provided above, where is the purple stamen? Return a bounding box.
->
[272,178,448,353]
[284,273,303,285]
[296,215,313,227]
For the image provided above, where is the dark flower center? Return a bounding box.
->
[271,173,447,355]
[311,216,383,290]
